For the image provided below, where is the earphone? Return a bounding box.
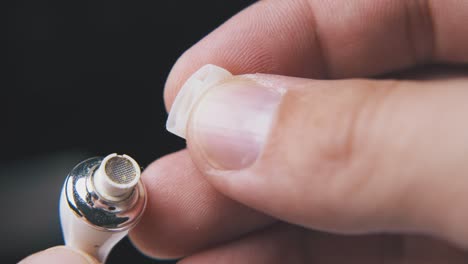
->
[60,153,146,263]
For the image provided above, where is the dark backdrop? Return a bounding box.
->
[3,1,255,263]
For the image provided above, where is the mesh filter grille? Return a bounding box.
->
[105,156,137,184]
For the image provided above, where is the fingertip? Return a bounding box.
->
[163,54,192,112]
[129,150,274,259]
[163,0,288,112]
[19,246,99,264]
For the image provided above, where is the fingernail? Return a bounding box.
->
[189,78,284,170]
[19,246,98,264]
[166,64,232,138]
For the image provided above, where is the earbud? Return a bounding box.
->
[59,154,146,263]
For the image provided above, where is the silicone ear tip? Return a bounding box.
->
[166,64,232,139]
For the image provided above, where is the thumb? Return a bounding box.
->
[166,65,468,249]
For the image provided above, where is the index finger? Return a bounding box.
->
[164,0,468,110]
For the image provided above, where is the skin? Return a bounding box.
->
[22,0,468,263]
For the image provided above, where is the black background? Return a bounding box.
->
[3,1,255,263]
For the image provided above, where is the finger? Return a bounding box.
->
[164,0,468,110]
[173,70,468,249]
[129,150,274,259]
[19,246,98,264]
[179,224,310,264]
[181,226,468,264]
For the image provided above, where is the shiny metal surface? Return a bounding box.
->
[64,157,146,231]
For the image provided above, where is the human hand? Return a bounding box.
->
[22,0,468,263]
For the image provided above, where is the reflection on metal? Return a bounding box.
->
[64,157,146,231]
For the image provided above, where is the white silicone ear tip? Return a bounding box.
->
[166,64,232,139]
